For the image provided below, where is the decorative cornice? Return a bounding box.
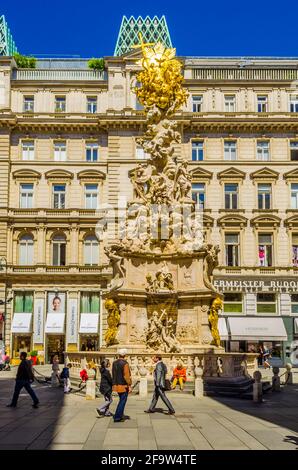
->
[217,214,248,227]
[191,167,213,180]
[250,167,279,180]
[250,214,281,227]
[217,167,246,180]
[284,168,298,180]
[77,169,106,181]
[12,169,41,181]
[45,169,74,180]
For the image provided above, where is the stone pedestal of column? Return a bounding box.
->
[139,377,148,397]
[86,380,96,400]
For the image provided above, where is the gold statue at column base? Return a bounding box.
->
[104,299,120,346]
[208,297,223,347]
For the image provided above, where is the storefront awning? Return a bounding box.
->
[218,317,229,340]
[295,318,298,334]
[228,317,288,341]
[11,313,33,333]
[45,314,65,334]
[79,314,99,334]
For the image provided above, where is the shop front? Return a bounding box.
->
[11,292,33,362]
[79,313,99,351]
[45,291,66,363]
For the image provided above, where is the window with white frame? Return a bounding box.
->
[192,95,203,112]
[290,95,298,113]
[223,292,243,314]
[55,96,66,112]
[258,183,271,209]
[257,141,270,161]
[291,294,298,313]
[258,233,273,266]
[191,141,204,161]
[53,185,66,209]
[224,141,237,160]
[257,95,268,112]
[224,95,236,112]
[19,234,34,265]
[191,183,205,208]
[22,140,34,160]
[52,234,66,266]
[23,96,34,112]
[87,96,97,113]
[20,184,34,208]
[292,234,298,267]
[84,235,99,265]
[225,183,238,209]
[291,183,298,209]
[54,141,66,161]
[85,184,98,209]
[257,293,276,314]
[86,142,98,162]
[290,141,298,161]
[225,233,239,266]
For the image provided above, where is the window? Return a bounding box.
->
[290,95,298,113]
[257,95,268,112]
[290,141,298,161]
[291,294,298,313]
[87,96,97,113]
[258,233,273,266]
[257,141,270,161]
[80,292,100,313]
[256,293,276,314]
[258,184,271,209]
[224,141,237,160]
[223,293,242,313]
[192,141,204,161]
[85,184,98,209]
[136,144,150,159]
[23,96,34,112]
[84,236,99,265]
[20,184,33,208]
[19,234,34,265]
[52,234,66,266]
[224,95,236,112]
[14,292,33,313]
[55,96,66,112]
[225,233,239,266]
[192,95,202,112]
[53,185,66,209]
[292,234,298,267]
[225,183,238,209]
[22,140,34,160]
[54,141,66,161]
[191,183,205,208]
[292,184,298,209]
[86,142,98,162]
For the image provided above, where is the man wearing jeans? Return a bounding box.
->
[7,351,39,408]
[112,349,132,422]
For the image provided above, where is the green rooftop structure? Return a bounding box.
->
[114,15,172,56]
[0,15,18,56]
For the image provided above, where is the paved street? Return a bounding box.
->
[0,367,298,450]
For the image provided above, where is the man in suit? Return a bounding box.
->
[145,355,175,414]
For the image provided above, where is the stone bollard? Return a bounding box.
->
[284,363,293,385]
[272,367,281,392]
[85,380,96,400]
[253,370,263,403]
[138,367,148,397]
[194,366,204,398]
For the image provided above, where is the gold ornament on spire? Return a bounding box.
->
[133,33,188,113]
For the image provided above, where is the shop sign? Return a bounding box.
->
[33,299,44,343]
[67,299,78,344]
[214,279,298,293]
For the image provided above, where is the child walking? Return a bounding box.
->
[60,363,72,393]
[96,359,113,417]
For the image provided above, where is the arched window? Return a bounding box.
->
[52,234,66,266]
[19,234,34,265]
[84,235,99,265]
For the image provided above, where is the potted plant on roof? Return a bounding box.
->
[29,350,38,366]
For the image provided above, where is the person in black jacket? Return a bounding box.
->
[7,352,39,408]
[96,359,113,417]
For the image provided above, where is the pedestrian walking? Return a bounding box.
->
[60,363,72,393]
[96,359,113,417]
[6,351,39,408]
[145,355,175,415]
[112,349,132,422]
[51,354,60,387]
[258,345,264,367]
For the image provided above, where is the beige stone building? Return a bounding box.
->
[1,51,298,364]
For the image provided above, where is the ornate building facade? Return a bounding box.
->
[1,44,298,364]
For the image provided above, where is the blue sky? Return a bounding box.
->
[1,0,298,57]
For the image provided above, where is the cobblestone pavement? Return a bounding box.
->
[0,367,297,450]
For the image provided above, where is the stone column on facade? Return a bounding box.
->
[125,70,131,108]
[36,224,46,265]
[69,224,79,266]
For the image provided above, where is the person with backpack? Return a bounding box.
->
[60,363,72,393]
[6,351,39,408]
[96,359,113,417]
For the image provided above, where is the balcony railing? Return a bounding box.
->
[190,68,298,81]
[12,69,106,81]
[8,208,106,218]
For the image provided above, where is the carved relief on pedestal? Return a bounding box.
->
[146,261,174,292]
[129,306,147,344]
[145,308,181,353]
